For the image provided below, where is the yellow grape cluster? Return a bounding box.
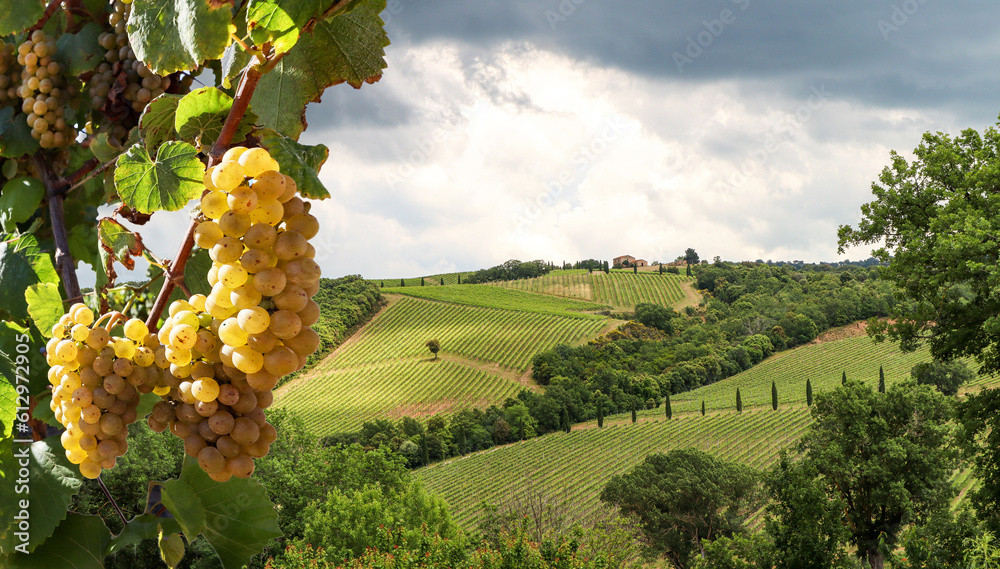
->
[15,30,74,148]
[145,295,277,481]
[0,43,21,105]
[48,304,153,479]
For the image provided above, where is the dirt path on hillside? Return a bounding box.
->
[273,294,403,401]
[673,279,702,311]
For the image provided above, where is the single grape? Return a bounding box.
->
[123,318,148,341]
[194,220,224,248]
[212,161,245,192]
[237,307,270,335]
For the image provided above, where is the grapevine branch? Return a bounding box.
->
[34,154,83,304]
[98,475,128,527]
[145,65,263,330]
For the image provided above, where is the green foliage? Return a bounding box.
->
[897,507,980,569]
[800,381,957,566]
[113,141,205,214]
[600,449,761,569]
[771,381,778,411]
[0,177,44,231]
[426,338,441,360]
[736,387,742,413]
[910,360,974,396]
[878,366,885,393]
[838,120,1000,375]
[956,388,1000,534]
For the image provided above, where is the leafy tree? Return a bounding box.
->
[806,378,814,406]
[879,365,886,394]
[957,389,1000,533]
[837,120,1000,375]
[911,360,974,396]
[685,248,700,266]
[600,449,761,569]
[425,338,441,360]
[771,381,778,411]
[736,387,743,413]
[799,381,957,568]
[634,303,676,335]
[761,454,851,569]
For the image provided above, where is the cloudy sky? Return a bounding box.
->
[82,0,1000,285]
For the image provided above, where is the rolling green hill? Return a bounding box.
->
[382,284,607,318]
[275,295,609,433]
[494,271,693,309]
[415,333,1000,529]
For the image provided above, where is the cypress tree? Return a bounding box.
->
[440,277,445,286]
[597,397,604,428]
[421,277,425,286]
[686,264,693,277]
[806,378,813,406]
[380,281,384,287]
[633,264,638,274]
[701,400,706,416]
[771,381,778,411]
[631,403,637,424]
[457,274,461,284]
[842,371,847,385]
[400,278,405,287]
[665,392,672,420]
[736,387,743,413]
[659,263,663,274]
[561,407,570,433]
[879,365,886,393]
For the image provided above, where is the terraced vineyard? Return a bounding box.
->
[495,271,692,309]
[417,407,813,529]
[276,295,608,433]
[383,284,607,318]
[374,271,471,287]
[276,359,523,433]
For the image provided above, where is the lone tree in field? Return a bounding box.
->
[684,247,699,266]
[440,277,444,285]
[771,381,779,410]
[425,339,441,360]
[400,278,405,287]
[701,401,706,416]
[806,378,814,406]
[736,387,743,413]
[879,366,886,393]
[421,276,425,286]
[665,393,672,420]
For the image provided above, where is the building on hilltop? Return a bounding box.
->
[612,255,648,268]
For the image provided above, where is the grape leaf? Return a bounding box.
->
[126,0,234,76]
[257,129,329,199]
[54,22,104,76]
[160,530,185,568]
[30,393,59,429]
[0,234,59,322]
[180,457,282,569]
[140,94,183,154]
[98,218,146,271]
[0,321,47,397]
[160,478,206,542]
[0,0,45,36]
[106,513,182,556]
[0,177,45,232]
[0,379,15,438]
[11,513,112,569]
[184,247,214,297]
[175,87,256,149]
[115,141,206,214]
[251,0,388,139]
[0,107,40,158]
[90,133,122,164]
[21,435,84,552]
[25,283,62,340]
[248,0,368,55]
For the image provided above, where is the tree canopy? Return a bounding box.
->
[838,122,1000,374]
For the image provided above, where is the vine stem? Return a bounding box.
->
[34,155,83,304]
[98,475,129,528]
[144,65,263,330]
[29,0,63,33]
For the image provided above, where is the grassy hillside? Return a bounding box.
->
[383,284,607,318]
[494,271,693,309]
[416,333,1000,529]
[373,271,472,287]
[275,295,608,433]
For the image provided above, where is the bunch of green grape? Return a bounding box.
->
[48,304,152,479]
[147,295,279,481]
[15,30,75,149]
[0,43,21,105]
